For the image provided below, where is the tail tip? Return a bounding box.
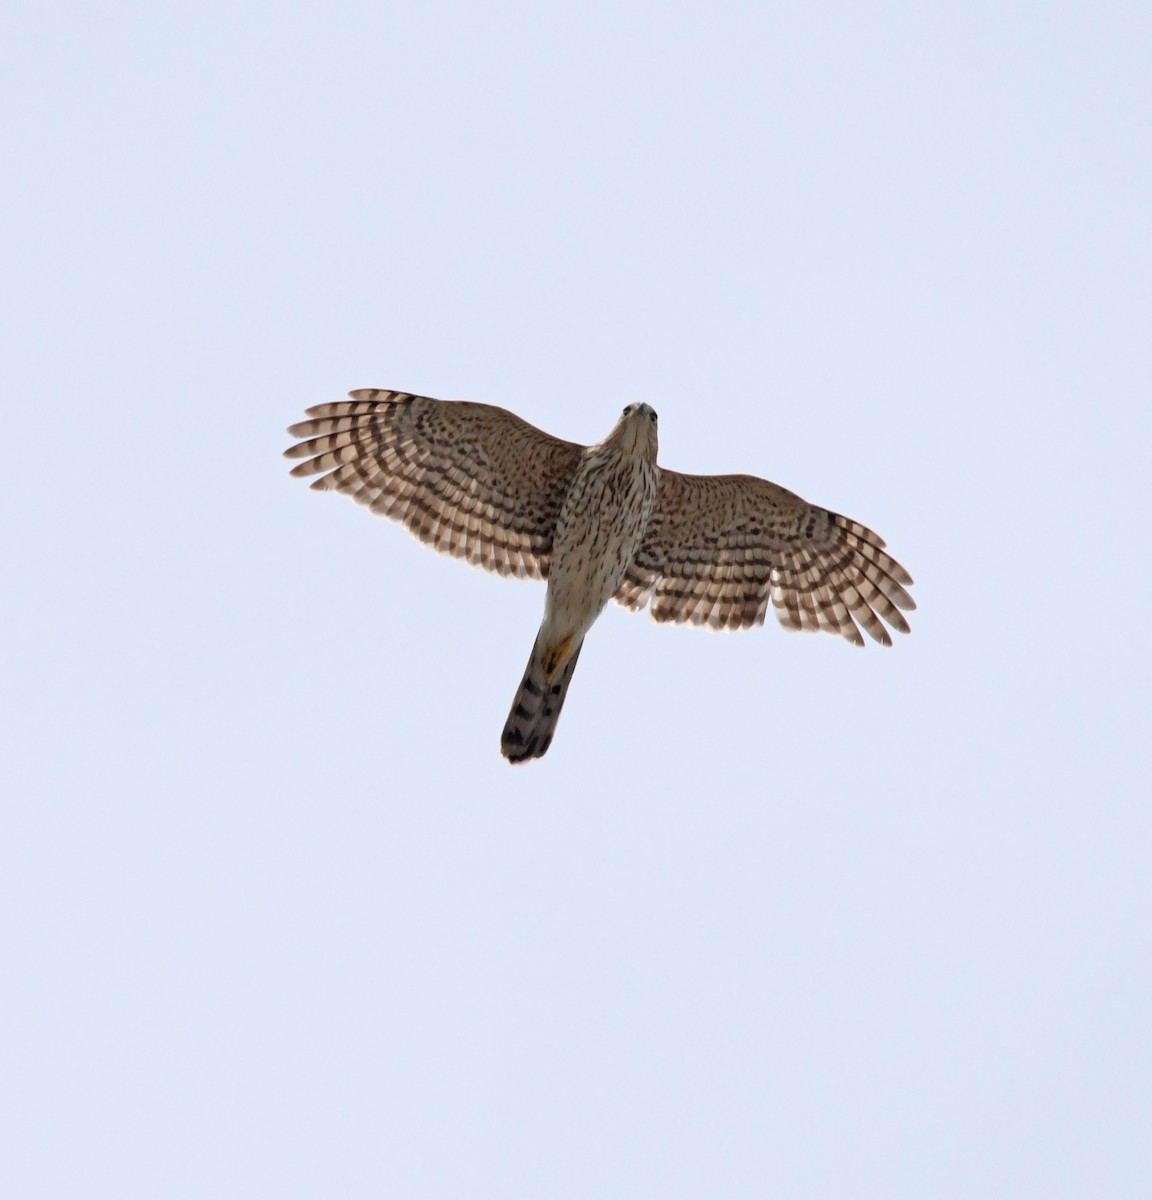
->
[500,727,551,764]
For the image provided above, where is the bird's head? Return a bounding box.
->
[607,402,659,459]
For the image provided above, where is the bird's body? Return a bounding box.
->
[285,388,915,762]
[502,405,659,760]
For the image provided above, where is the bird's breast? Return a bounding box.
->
[546,451,658,631]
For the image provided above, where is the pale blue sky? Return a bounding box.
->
[3,2,1150,1196]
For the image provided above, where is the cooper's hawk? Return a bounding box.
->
[285,388,915,762]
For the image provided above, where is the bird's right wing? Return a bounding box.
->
[285,389,585,580]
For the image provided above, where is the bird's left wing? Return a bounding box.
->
[614,468,915,645]
[285,388,585,580]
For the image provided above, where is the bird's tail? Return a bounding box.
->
[501,630,585,763]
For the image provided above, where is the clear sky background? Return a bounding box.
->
[3,2,1150,1196]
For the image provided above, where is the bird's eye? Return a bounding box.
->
[622,404,633,416]
[648,410,657,423]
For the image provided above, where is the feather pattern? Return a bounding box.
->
[284,388,584,580]
[614,470,915,646]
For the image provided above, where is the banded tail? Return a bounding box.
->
[501,631,585,763]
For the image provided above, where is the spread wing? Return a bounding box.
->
[284,388,584,579]
[615,469,915,646]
